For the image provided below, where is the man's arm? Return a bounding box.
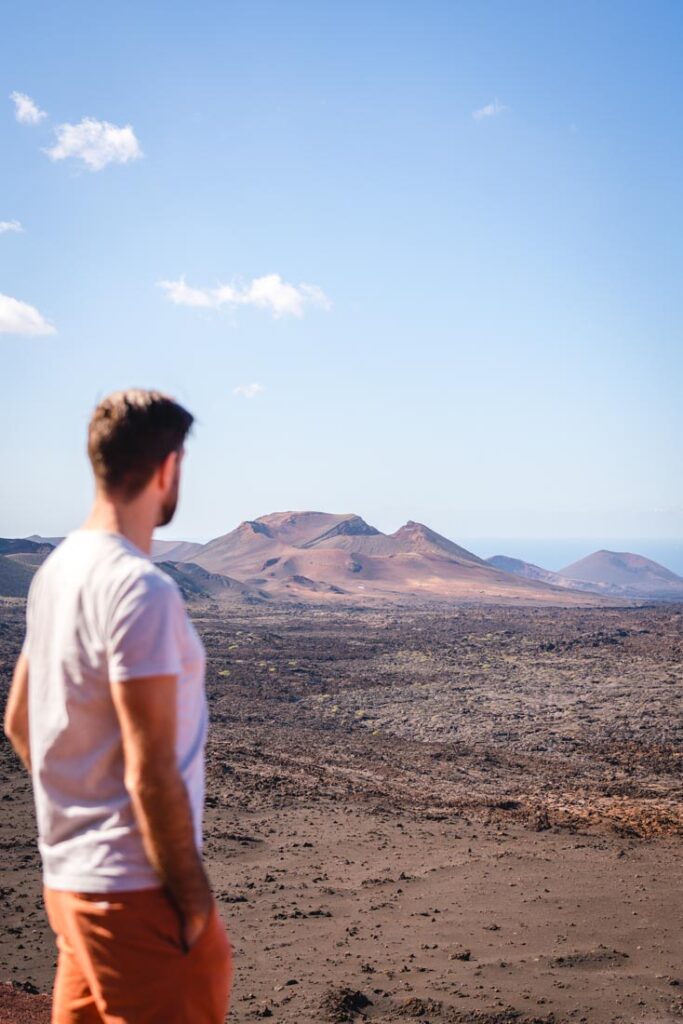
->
[110,674,213,949]
[4,653,31,773]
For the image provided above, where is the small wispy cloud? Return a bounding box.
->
[0,293,56,337]
[472,98,507,121]
[233,383,265,399]
[45,118,143,171]
[0,220,23,234]
[10,91,47,125]
[159,273,331,319]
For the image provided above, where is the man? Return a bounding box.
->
[4,388,232,1023]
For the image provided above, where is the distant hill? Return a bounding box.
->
[0,533,265,607]
[559,550,683,600]
[0,554,35,597]
[1,538,54,556]
[485,555,602,595]
[486,555,562,586]
[23,534,205,564]
[26,534,62,547]
[186,511,616,606]
[151,539,204,563]
[0,539,54,597]
[488,549,683,601]
[157,561,269,605]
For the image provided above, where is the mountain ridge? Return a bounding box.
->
[2,517,680,605]
[185,511,622,606]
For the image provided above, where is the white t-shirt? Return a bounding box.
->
[23,529,208,892]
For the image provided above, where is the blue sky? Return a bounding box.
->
[2,0,682,567]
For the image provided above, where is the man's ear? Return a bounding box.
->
[157,449,179,492]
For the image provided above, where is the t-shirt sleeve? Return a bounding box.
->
[106,573,184,683]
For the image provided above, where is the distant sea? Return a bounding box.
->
[463,539,683,577]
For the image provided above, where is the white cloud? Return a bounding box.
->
[159,273,331,319]
[241,276,330,318]
[473,98,507,120]
[10,91,47,125]
[0,220,23,234]
[0,293,56,336]
[158,278,218,308]
[45,118,143,171]
[233,383,265,399]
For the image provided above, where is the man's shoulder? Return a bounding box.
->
[37,531,182,609]
[108,550,182,608]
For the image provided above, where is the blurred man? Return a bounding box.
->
[4,389,232,1023]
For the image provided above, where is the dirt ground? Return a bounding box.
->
[1,598,682,1023]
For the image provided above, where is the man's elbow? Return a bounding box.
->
[4,714,31,772]
[4,709,24,750]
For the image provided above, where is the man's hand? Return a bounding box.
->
[182,903,214,951]
[4,653,31,773]
[110,673,213,938]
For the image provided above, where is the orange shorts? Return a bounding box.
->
[44,887,232,1024]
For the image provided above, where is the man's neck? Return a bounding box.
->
[82,496,155,556]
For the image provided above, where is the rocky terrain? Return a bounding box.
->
[1,597,683,1022]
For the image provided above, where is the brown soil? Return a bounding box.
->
[1,598,683,1022]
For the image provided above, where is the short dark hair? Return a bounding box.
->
[87,389,194,500]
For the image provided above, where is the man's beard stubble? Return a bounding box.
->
[157,469,180,528]
[157,492,178,528]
